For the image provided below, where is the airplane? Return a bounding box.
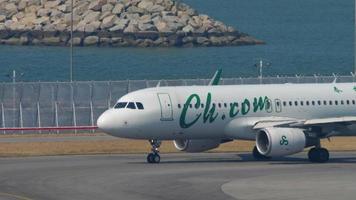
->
[97,70,356,163]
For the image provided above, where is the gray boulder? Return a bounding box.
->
[138,23,155,31]
[83,11,101,24]
[83,35,99,45]
[146,4,165,13]
[74,2,89,15]
[137,0,153,9]
[85,21,101,32]
[101,4,113,12]
[18,0,27,11]
[112,3,124,14]
[124,23,139,33]
[127,6,145,14]
[5,3,17,13]
[44,0,61,9]
[101,15,118,29]
[42,37,61,45]
[58,4,70,13]
[109,18,128,31]
[182,24,194,33]
[88,0,107,11]
[0,15,6,23]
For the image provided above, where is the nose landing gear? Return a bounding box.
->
[147,139,161,164]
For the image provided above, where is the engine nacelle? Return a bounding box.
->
[173,139,221,153]
[256,127,307,157]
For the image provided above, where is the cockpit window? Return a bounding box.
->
[114,102,127,109]
[136,102,144,110]
[126,102,136,109]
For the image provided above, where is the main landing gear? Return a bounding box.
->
[252,146,271,160]
[147,139,161,164]
[308,139,329,163]
[308,148,329,163]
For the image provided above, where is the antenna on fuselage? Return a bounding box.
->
[208,69,222,86]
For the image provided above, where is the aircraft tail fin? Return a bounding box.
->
[208,69,222,86]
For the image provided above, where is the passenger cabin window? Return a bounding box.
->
[178,104,181,109]
[126,102,136,109]
[136,102,144,110]
[114,102,127,109]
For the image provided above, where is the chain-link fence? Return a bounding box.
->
[0,75,354,134]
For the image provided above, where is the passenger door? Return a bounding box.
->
[275,99,282,113]
[157,93,173,121]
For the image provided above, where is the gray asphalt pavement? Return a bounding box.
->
[0,152,355,200]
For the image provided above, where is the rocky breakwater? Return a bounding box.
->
[0,0,264,47]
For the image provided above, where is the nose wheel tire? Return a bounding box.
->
[308,147,329,163]
[147,153,160,163]
[147,139,161,164]
[252,146,271,160]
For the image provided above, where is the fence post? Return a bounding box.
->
[71,83,77,134]
[90,83,94,133]
[37,102,41,134]
[72,101,77,134]
[1,103,5,134]
[36,82,41,134]
[19,102,23,134]
[54,101,59,134]
[54,83,59,134]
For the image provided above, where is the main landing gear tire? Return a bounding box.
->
[147,139,161,164]
[308,147,329,163]
[147,153,161,164]
[252,146,271,160]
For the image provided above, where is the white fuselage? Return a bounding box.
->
[97,83,356,140]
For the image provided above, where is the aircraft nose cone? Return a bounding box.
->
[97,111,112,132]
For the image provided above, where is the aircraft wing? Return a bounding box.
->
[302,116,356,126]
[253,116,356,129]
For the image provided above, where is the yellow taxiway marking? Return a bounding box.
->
[0,192,33,200]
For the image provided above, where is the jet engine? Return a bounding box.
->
[256,127,315,157]
[173,139,221,153]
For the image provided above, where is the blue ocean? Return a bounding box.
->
[0,0,353,82]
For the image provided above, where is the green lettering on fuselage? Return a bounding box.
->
[253,96,268,112]
[179,93,269,129]
[179,94,201,128]
[241,99,250,115]
[203,93,218,123]
[229,103,239,118]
